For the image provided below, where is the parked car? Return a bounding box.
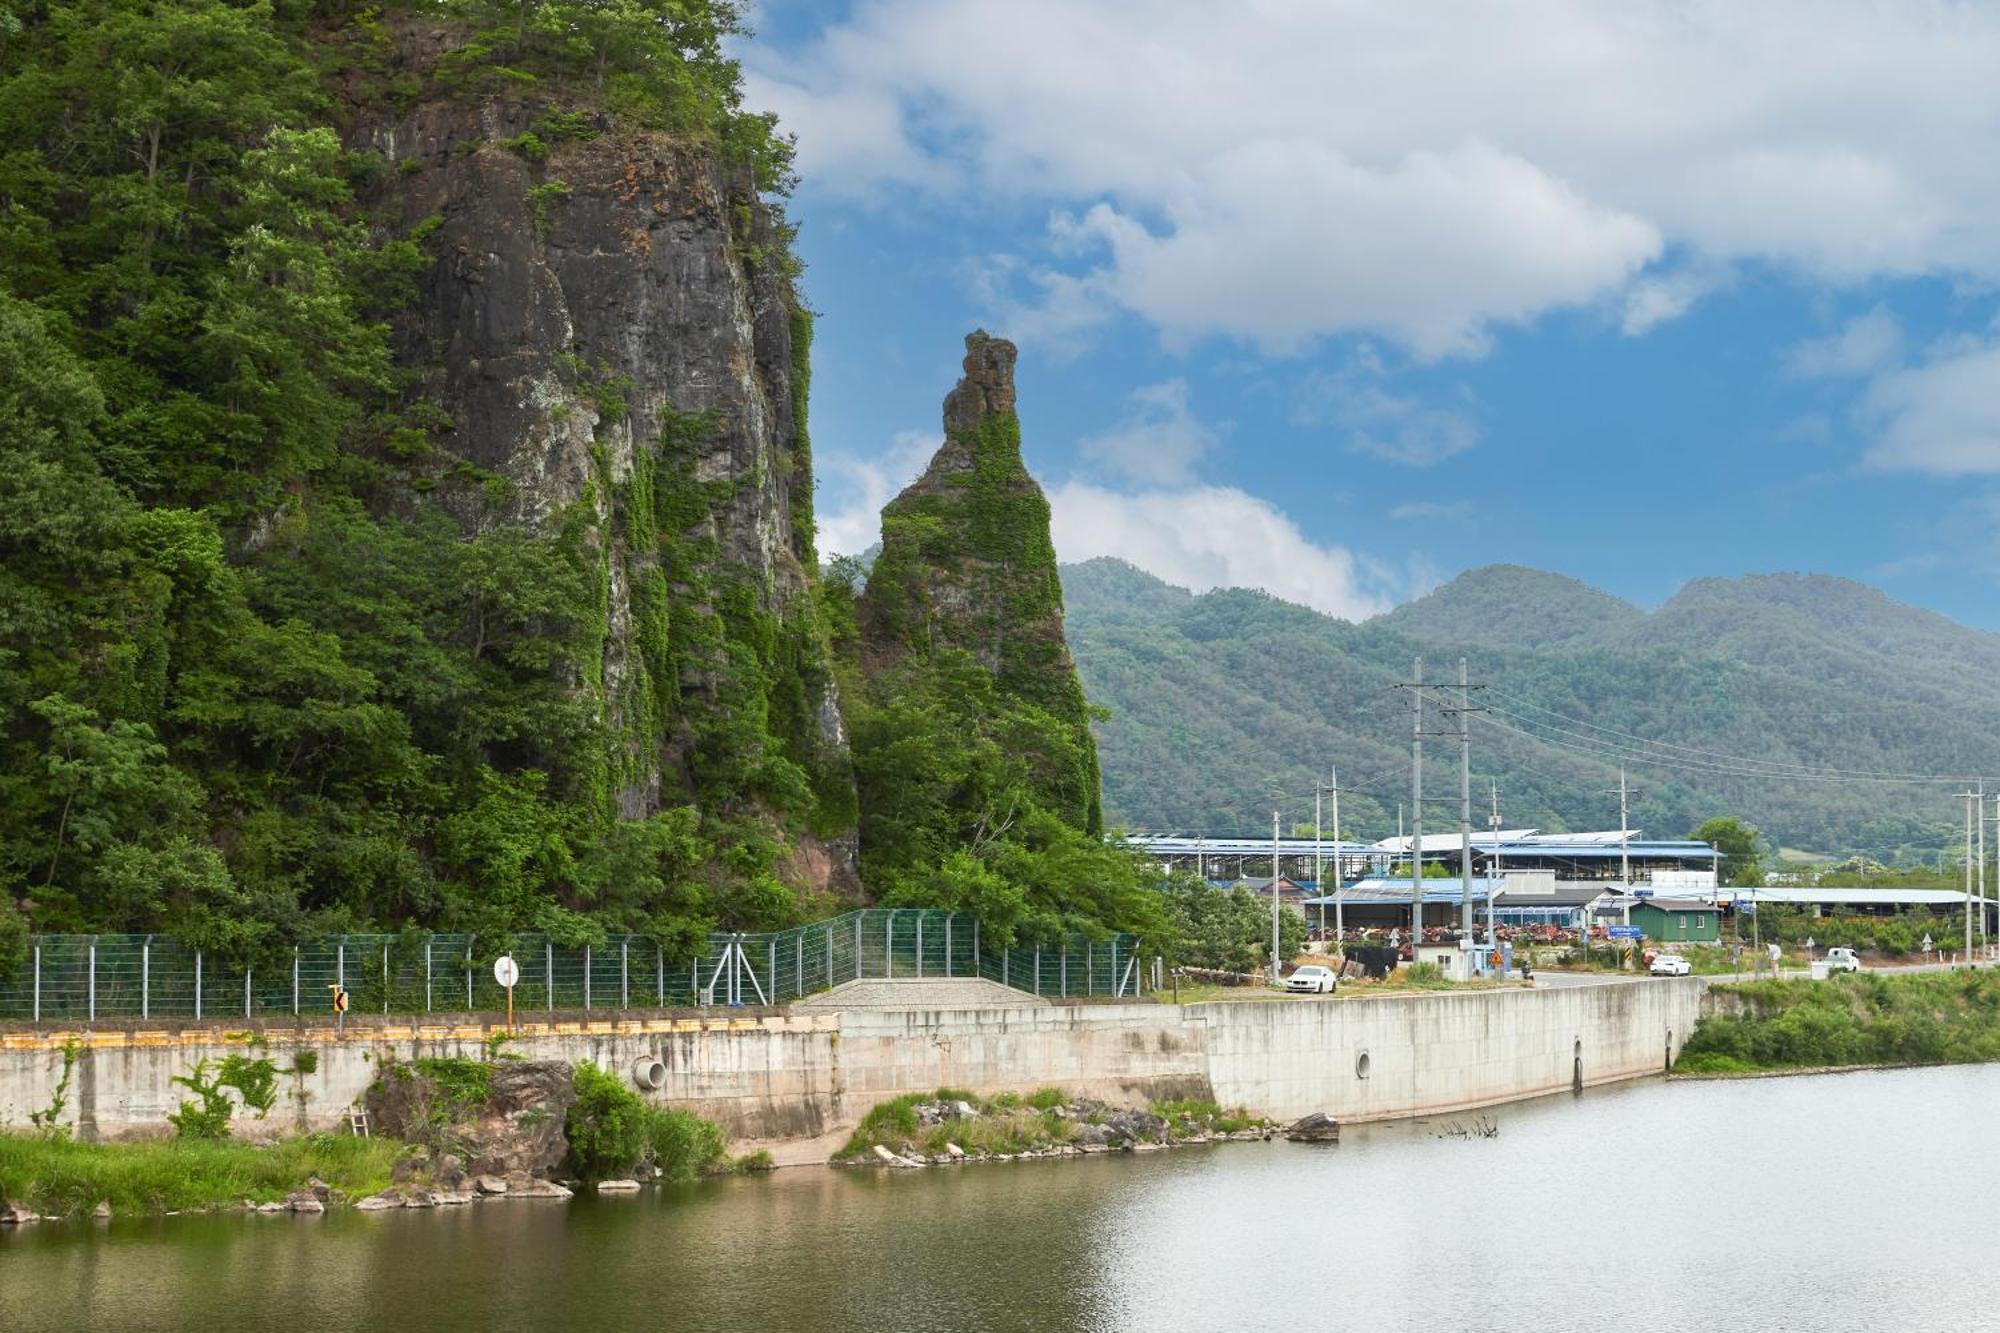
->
[1649,953,1693,977]
[1824,946,1862,973]
[1283,964,1337,994]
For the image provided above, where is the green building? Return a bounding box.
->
[1629,897,1721,944]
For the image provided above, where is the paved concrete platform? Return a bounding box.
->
[789,977,1052,1011]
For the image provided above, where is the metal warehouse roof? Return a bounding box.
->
[1746,886,1999,909]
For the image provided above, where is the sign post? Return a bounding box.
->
[329,983,348,1035]
[494,955,519,1033]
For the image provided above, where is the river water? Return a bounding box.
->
[5,1064,1997,1333]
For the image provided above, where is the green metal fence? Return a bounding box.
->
[0,910,1145,1023]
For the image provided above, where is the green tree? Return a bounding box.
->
[1692,815,1764,888]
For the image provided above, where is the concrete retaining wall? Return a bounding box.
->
[0,979,1707,1153]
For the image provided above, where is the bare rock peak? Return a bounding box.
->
[942,328,1017,434]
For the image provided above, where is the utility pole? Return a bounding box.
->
[1968,780,1984,944]
[1408,658,1424,950]
[1457,659,1475,945]
[1314,781,1324,940]
[1331,763,1343,946]
[1962,790,1977,965]
[1271,808,1282,985]
[1488,782,1503,948]
[1618,768,1632,887]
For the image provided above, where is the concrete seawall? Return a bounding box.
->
[0,979,1707,1156]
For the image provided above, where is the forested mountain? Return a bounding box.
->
[1063,559,2000,860]
[0,0,1139,966]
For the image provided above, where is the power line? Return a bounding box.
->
[1480,705,1979,787]
[1486,687,1981,783]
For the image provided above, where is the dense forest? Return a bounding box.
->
[0,0,1166,973]
[1064,559,1999,861]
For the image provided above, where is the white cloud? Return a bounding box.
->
[1788,307,1905,379]
[750,1,2000,353]
[815,429,940,557]
[1295,358,1481,468]
[1047,482,1395,619]
[1621,265,1729,336]
[1387,501,1472,522]
[1861,341,2000,476]
[1078,379,1218,483]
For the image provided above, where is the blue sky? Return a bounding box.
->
[742,1,2000,628]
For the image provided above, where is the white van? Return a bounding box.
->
[1824,947,1861,973]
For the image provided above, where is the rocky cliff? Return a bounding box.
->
[346,17,856,895]
[859,331,1102,835]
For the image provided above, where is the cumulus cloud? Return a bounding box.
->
[1788,308,1905,379]
[815,429,940,557]
[1861,341,2000,476]
[1295,357,1481,468]
[749,1,2000,352]
[1078,379,1219,483]
[1046,482,1395,620]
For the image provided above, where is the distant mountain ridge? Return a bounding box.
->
[1060,559,2000,860]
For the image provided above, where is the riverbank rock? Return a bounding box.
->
[92,1201,112,1221]
[502,1174,574,1199]
[474,1175,509,1196]
[285,1191,327,1214]
[366,1060,576,1181]
[1284,1113,1341,1143]
[596,1179,641,1193]
[355,1193,403,1211]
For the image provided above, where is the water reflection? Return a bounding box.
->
[5,1066,1998,1333]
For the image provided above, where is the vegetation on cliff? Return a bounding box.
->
[1677,971,2000,1073]
[835,334,1156,945]
[0,1130,400,1220]
[0,0,842,961]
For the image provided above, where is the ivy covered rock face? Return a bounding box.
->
[861,331,1101,837]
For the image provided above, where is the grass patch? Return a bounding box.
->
[1678,970,2000,1072]
[1151,1098,1263,1135]
[0,1131,400,1219]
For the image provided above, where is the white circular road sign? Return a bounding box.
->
[493,955,520,988]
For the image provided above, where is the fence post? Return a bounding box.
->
[886,914,894,980]
[692,956,700,1007]
[336,942,344,1003]
[464,939,472,1010]
[142,937,151,1020]
[916,913,924,978]
[1087,941,1093,996]
[973,918,980,974]
[768,939,776,1004]
[796,934,804,1000]
[244,965,251,1019]
[657,944,664,1007]
[88,937,96,1022]
[826,924,834,990]
[195,949,203,1022]
[425,941,433,1013]
[292,947,299,1016]
[945,914,953,978]
[547,940,555,1011]
[1004,946,1010,989]
[621,938,630,1010]
[853,915,862,982]
[382,943,390,1015]
[1034,948,1041,996]
[584,944,591,1011]
[1061,949,1068,998]
[31,941,39,1022]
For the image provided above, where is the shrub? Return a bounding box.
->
[565,1062,724,1183]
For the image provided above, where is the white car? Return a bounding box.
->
[1649,953,1693,977]
[1283,964,1337,994]
[1824,947,1862,973]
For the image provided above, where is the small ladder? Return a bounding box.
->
[347,1109,371,1138]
